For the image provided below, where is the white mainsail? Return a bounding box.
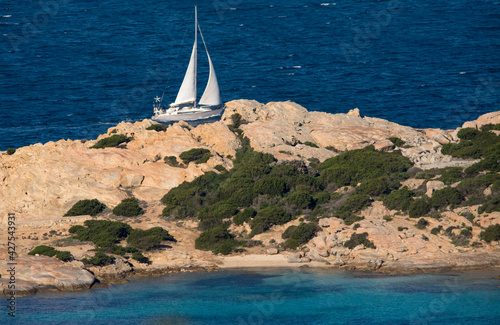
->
[172,41,197,106]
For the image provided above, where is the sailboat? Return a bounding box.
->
[152,6,224,122]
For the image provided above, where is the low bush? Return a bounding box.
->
[250,206,292,236]
[343,232,376,249]
[383,186,414,211]
[254,177,289,197]
[113,198,144,217]
[336,194,371,220]
[304,141,319,148]
[388,137,405,147]
[282,223,320,250]
[6,148,16,155]
[286,190,315,209]
[430,225,443,235]
[409,198,430,218]
[480,224,500,243]
[55,251,72,262]
[28,245,57,257]
[478,196,500,214]
[429,187,463,209]
[438,167,464,184]
[81,251,115,266]
[233,208,256,225]
[146,124,168,132]
[179,148,212,164]
[91,134,131,149]
[64,199,107,217]
[195,225,239,255]
[398,226,408,231]
[164,156,180,167]
[127,227,175,251]
[357,177,399,197]
[69,220,132,248]
[415,218,429,229]
[132,251,149,263]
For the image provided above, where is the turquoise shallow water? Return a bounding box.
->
[3,268,500,324]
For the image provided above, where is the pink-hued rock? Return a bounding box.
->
[462,111,500,129]
[0,256,95,295]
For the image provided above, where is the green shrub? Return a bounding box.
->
[113,198,144,217]
[6,148,16,155]
[441,127,500,161]
[64,199,107,217]
[383,186,414,211]
[195,225,238,255]
[69,220,132,248]
[164,156,180,167]
[409,198,430,218]
[233,208,256,225]
[132,251,149,263]
[281,225,298,239]
[383,215,392,222]
[250,206,292,236]
[398,226,408,231]
[227,188,257,207]
[282,223,320,249]
[430,225,443,235]
[229,113,242,131]
[388,137,405,147]
[438,167,464,184]
[430,187,463,209]
[146,124,168,132]
[480,224,500,243]
[304,141,319,148]
[478,196,500,214]
[343,232,376,249]
[343,215,364,226]
[91,134,131,149]
[55,250,72,262]
[318,146,413,187]
[336,194,371,220]
[214,165,227,173]
[415,218,429,229]
[357,177,399,197]
[28,245,57,257]
[179,148,212,164]
[127,227,175,251]
[254,177,289,197]
[286,191,315,209]
[81,251,115,266]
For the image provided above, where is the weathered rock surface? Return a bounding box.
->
[0,256,95,296]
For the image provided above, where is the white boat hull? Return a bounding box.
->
[152,107,224,122]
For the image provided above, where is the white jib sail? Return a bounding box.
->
[198,26,221,107]
[173,41,197,106]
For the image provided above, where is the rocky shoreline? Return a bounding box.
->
[1,100,499,297]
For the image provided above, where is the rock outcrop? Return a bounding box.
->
[0,256,95,296]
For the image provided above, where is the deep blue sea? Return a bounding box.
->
[2,269,500,324]
[1,0,499,150]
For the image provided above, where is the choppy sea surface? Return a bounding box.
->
[2,268,500,324]
[1,0,499,150]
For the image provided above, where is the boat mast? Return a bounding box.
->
[194,6,198,108]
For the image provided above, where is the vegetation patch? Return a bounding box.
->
[91,134,132,149]
[478,196,500,214]
[409,198,430,218]
[64,199,107,217]
[113,197,144,217]
[146,124,168,132]
[6,148,16,155]
[28,245,72,262]
[282,223,320,249]
[343,232,376,249]
[383,186,414,211]
[429,187,463,210]
[179,148,212,164]
[233,208,256,225]
[195,225,239,255]
[250,206,292,236]
[81,251,115,266]
[126,227,175,251]
[164,156,180,167]
[480,224,500,243]
[388,137,405,147]
[304,141,319,148]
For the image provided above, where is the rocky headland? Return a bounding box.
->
[1,100,499,296]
